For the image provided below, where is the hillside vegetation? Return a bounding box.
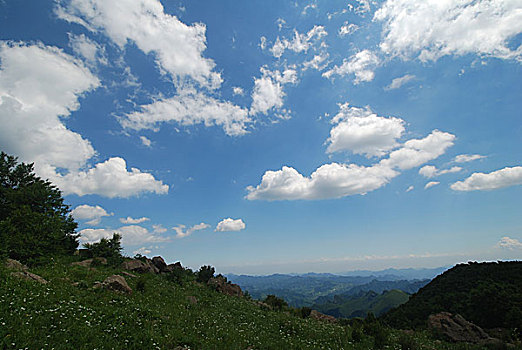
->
[383,261,522,332]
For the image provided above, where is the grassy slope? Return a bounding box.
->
[0,259,501,350]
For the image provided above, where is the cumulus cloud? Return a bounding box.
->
[424,181,440,189]
[56,0,222,88]
[374,0,522,62]
[0,42,168,198]
[339,22,359,37]
[497,236,522,250]
[119,88,251,136]
[71,204,112,225]
[326,103,405,157]
[140,136,152,147]
[406,185,414,192]
[270,26,327,58]
[79,225,169,245]
[302,52,329,71]
[232,87,244,96]
[454,154,487,163]
[246,163,398,201]
[215,218,246,232]
[173,222,210,238]
[133,247,152,256]
[323,50,380,84]
[419,165,462,178]
[385,74,415,90]
[49,157,168,197]
[68,33,107,66]
[250,68,297,116]
[451,166,522,191]
[247,128,455,201]
[380,130,456,170]
[152,224,167,234]
[120,216,150,224]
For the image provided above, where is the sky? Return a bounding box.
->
[1,0,521,274]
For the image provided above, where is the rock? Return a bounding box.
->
[164,261,183,273]
[121,259,159,274]
[207,276,243,297]
[428,312,494,344]
[256,301,272,310]
[11,271,48,284]
[309,310,337,323]
[120,271,137,278]
[151,256,169,272]
[5,258,28,271]
[71,257,107,267]
[102,275,132,294]
[187,296,198,305]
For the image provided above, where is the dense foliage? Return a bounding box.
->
[0,152,78,263]
[383,261,522,331]
[82,233,123,265]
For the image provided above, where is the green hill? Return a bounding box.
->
[383,261,522,331]
[313,289,410,318]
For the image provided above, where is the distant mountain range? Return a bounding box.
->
[226,266,443,308]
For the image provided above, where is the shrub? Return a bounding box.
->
[136,277,146,293]
[196,265,215,284]
[264,295,288,311]
[299,307,312,318]
[0,152,78,263]
[397,332,419,350]
[83,233,123,265]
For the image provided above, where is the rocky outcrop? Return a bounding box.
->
[100,275,132,294]
[207,276,243,297]
[121,259,159,274]
[11,271,48,284]
[5,258,28,271]
[309,310,337,323]
[71,257,107,267]
[428,312,495,344]
[152,256,168,272]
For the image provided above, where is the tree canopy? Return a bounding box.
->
[0,151,78,263]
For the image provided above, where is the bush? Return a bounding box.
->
[0,152,78,263]
[136,277,146,293]
[264,295,288,311]
[196,265,215,284]
[83,233,123,265]
[299,307,312,318]
[167,267,195,286]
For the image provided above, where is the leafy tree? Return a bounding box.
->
[0,151,78,262]
[196,265,215,284]
[264,294,288,311]
[83,233,123,265]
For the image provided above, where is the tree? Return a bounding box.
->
[0,151,78,262]
[196,265,215,284]
[82,233,123,265]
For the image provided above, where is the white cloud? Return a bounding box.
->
[50,157,169,198]
[302,3,317,15]
[259,36,267,50]
[71,204,112,225]
[250,68,297,116]
[302,52,329,71]
[406,185,414,192]
[326,103,405,157]
[270,26,327,58]
[215,218,246,232]
[454,154,487,163]
[232,86,244,96]
[419,165,462,178]
[152,224,167,234]
[374,0,522,62]
[56,0,222,88]
[497,236,522,250]
[380,130,456,170]
[0,42,168,198]
[339,22,359,37]
[68,33,107,66]
[120,216,150,224]
[140,136,152,147]
[246,163,398,201]
[451,166,522,191]
[385,74,415,90]
[173,222,210,238]
[323,50,380,84]
[424,181,440,189]
[79,225,169,245]
[119,88,251,136]
[133,247,152,256]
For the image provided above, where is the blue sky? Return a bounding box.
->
[1,0,521,274]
